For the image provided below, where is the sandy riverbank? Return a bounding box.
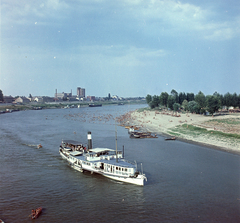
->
[117,110,240,155]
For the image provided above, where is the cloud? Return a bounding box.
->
[1,0,239,42]
[1,0,69,26]
[203,18,240,41]
[123,0,239,41]
[74,45,167,63]
[204,26,234,41]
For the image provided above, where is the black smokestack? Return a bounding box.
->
[88,131,92,150]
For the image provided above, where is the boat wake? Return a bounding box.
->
[23,143,42,149]
[111,180,124,185]
[23,143,37,147]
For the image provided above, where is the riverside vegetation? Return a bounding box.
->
[125,90,240,154]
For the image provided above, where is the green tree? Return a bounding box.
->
[152,95,160,108]
[206,95,221,115]
[223,92,232,108]
[237,94,240,108]
[213,92,223,107]
[0,90,3,102]
[188,101,199,113]
[187,93,195,102]
[182,99,188,111]
[159,92,168,107]
[146,94,152,105]
[149,101,155,109]
[195,91,206,108]
[232,92,238,108]
[179,92,187,105]
[167,95,175,110]
[173,103,180,112]
[171,89,179,103]
[193,103,201,114]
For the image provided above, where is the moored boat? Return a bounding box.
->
[59,132,147,186]
[130,132,157,139]
[89,104,102,107]
[165,136,176,140]
[128,126,135,134]
[31,207,42,219]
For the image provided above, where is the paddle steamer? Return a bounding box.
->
[59,132,147,186]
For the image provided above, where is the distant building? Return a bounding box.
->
[55,89,72,99]
[33,97,43,103]
[14,97,31,104]
[68,95,78,101]
[77,87,85,98]
[66,92,72,98]
[3,96,15,103]
[55,92,67,99]
[87,96,95,101]
[33,96,54,103]
[112,95,119,100]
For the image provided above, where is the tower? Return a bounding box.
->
[77,87,85,98]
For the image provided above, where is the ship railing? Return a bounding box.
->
[122,159,136,166]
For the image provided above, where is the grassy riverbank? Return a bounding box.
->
[168,123,240,139]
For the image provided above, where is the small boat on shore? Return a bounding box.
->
[130,132,157,139]
[128,126,135,134]
[31,207,42,219]
[165,137,176,141]
[89,104,102,107]
[59,132,147,186]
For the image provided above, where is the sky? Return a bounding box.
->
[1,0,240,98]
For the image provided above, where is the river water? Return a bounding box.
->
[0,104,239,223]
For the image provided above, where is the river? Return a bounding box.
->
[0,104,239,222]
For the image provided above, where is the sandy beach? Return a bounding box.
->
[117,110,240,155]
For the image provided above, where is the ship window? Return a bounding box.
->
[125,168,127,172]
[116,167,118,170]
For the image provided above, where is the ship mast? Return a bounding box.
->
[115,121,118,163]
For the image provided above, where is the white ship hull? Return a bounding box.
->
[102,172,145,186]
[59,135,147,186]
[80,161,146,186]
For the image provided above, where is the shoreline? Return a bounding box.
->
[168,134,240,156]
[0,100,146,114]
[117,110,240,156]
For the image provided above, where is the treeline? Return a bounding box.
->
[146,90,240,115]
